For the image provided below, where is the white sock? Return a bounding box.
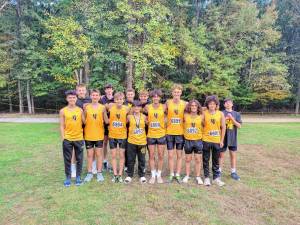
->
[103,159,108,163]
[156,170,162,177]
[151,170,156,178]
[219,167,222,172]
[170,172,174,176]
[71,163,76,169]
[231,168,236,173]
[176,173,180,177]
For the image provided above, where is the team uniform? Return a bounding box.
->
[84,104,105,149]
[108,105,128,149]
[166,100,185,150]
[221,110,242,152]
[126,114,147,178]
[184,114,203,154]
[147,104,166,145]
[202,110,222,180]
[62,106,84,178]
[100,95,114,136]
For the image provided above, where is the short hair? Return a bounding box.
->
[204,95,219,107]
[76,83,87,89]
[139,89,149,96]
[132,100,142,107]
[114,92,125,99]
[149,89,163,98]
[171,84,183,92]
[185,99,202,115]
[65,90,77,97]
[104,83,113,89]
[126,88,135,94]
[224,97,233,103]
[90,89,100,95]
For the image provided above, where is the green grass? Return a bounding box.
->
[0,123,299,225]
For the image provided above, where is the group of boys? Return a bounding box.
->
[60,83,242,187]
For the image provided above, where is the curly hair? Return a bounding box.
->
[204,95,219,108]
[185,99,202,115]
[149,89,163,98]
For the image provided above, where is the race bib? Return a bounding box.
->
[187,127,198,134]
[112,121,123,128]
[150,122,160,128]
[171,118,181,124]
[209,130,220,137]
[133,128,143,135]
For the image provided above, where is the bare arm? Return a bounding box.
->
[103,107,109,124]
[81,108,86,124]
[59,109,65,141]
[228,113,242,129]
[220,112,226,148]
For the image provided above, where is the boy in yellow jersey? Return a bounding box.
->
[124,100,148,184]
[59,90,85,187]
[202,95,226,187]
[144,89,166,184]
[166,84,187,183]
[83,89,109,183]
[182,100,204,185]
[107,92,130,183]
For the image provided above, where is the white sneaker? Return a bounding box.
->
[71,164,76,178]
[140,177,147,184]
[92,160,97,175]
[124,176,132,184]
[213,177,225,187]
[157,176,164,184]
[182,176,189,183]
[204,177,211,186]
[196,177,203,185]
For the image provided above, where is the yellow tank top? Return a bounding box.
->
[166,100,185,135]
[184,114,203,140]
[63,106,83,141]
[84,104,105,141]
[128,114,147,145]
[147,104,165,138]
[109,105,127,139]
[203,110,222,143]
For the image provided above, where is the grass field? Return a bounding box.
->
[0,123,299,225]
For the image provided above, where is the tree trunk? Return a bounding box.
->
[74,70,80,84]
[295,80,300,114]
[18,79,24,113]
[84,62,90,86]
[26,80,32,114]
[126,0,135,90]
[194,0,201,27]
[79,68,83,84]
[7,84,13,112]
[31,95,35,114]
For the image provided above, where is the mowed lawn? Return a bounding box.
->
[0,123,299,225]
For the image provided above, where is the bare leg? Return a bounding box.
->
[168,150,174,175]
[176,150,183,175]
[86,149,94,173]
[195,154,202,177]
[103,135,108,161]
[229,151,237,170]
[148,145,156,171]
[157,145,165,172]
[118,149,125,176]
[185,154,192,177]
[111,149,117,175]
[95,148,103,172]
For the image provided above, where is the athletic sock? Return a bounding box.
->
[156,170,162,177]
[151,170,156,178]
[175,173,180,177]
[219,167,222,172]
[170,172,174,176]
[231,168,236,173]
